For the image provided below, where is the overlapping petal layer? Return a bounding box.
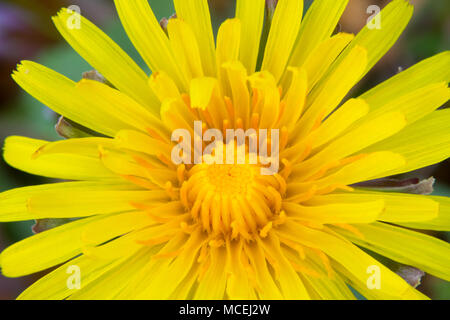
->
[1,0,449,300]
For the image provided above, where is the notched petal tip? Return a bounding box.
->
[11,61,32,79]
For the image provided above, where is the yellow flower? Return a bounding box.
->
[1,0,449,300]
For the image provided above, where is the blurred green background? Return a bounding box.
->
[0,0,448,299]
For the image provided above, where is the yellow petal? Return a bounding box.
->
[32,137,115,160]
[115,130,172,156]
[283,200,384,224]
[68,248,156,300]
[148,71,182,102]
[248,71,280,129]
[235,0,265,74]
[400,195,450,231]
[82,230,144,260]
[333,222,450,281]
[17,253,126,300]
[170,262,201,300]
[52,8,158,109]
[0,181,140,222]
[167,18,204,81]
[287,32,354,90]
[292,46,367,140]
[352,82,450,132]
[322,110,406,160]
[302,269,356,300]
[261,0,303,83]
[307,191,439,223]
[224,61,251,126]
[98,148,177,186]
[194,246,228,299]
[288,0,349,69]
[81,211,156,246]
[284,247,355,299]
[244,242,283,299]
[0,215,102,277]
[136,229,205,299]
[190,77,218,111]
[294,111,406,180]
[98,148,150,179]
[3,136,114,180]
[278,67,308,130]
[173,0,216,77]
[258,234,310,299]
[114,0,187,89]
[310,98,370,149]
[336,0,413,80]
[75,79,168,138]
[216,19,241,95]
[27,189,167,218]
[160,98,196,133]
[287,152,405,197]
[360,51,450,108]
[225,240,258,299]
[277,221,427,300]
[332,259,428,300]
[11,61,131,137]
[363,109,450,178]
[116,233,188,299]
[189,77,228,129]
[319,151,405,186]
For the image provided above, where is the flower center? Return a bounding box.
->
[181,162,286,240]
[206,164,256,195]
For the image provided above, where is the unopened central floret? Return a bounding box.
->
[180,162,286,240]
